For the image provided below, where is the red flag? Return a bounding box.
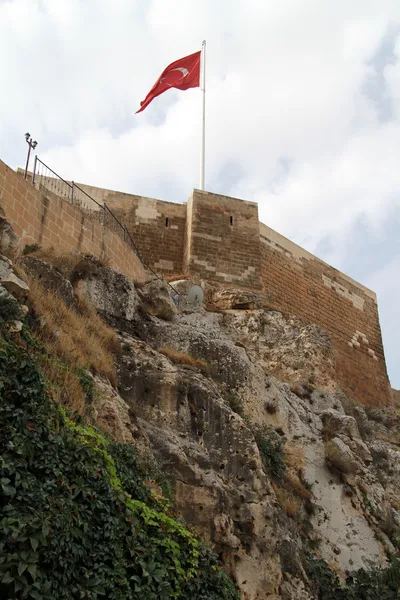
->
[136,51,201,113]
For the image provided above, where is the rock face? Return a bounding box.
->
[20,256,77,308]
[0,206,20,258]
[2,235,398,600]
[73,257,140,320]
[211,288,264,310]
[0,254,29,301]
[65,270,397,598]
[137,278,177,321]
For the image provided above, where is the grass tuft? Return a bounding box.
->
[272,482,302,517]
[159,347,208,370]
[28,279,118,388]
[25,247,110,280]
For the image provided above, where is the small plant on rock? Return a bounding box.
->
[0,293,21,323]
[159,347,208,370]
[254,427,286,481]
[22,242,41,255]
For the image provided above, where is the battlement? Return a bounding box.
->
[0,161,392,406]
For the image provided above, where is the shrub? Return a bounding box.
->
[0,293,21,323]
[284,469,312,501]
[22,243,41,255]
[225,390,244,416]
[265,397,278,414]
[290,381,315,399]
[272,482,301,517]
[305,553,400,599]
[254,428,286,481]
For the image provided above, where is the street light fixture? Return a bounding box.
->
[24,133,38,179]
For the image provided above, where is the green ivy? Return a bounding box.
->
[0,328,239,600]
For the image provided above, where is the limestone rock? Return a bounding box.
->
[0,254,29,301]
[325,437,360,474]
[115,331,283,600]
[74,259,139,321]
[0,254,13,278]
[221,309,336,391]
[8,320,23,333]
[321,409,360,440]
[138,278,177,321]
[20,256,77,308]
[91,376,147,449]
[211,288,264,310]
[9,249,396,597]
[0,282,17,303]
[20,305,29,318]
[0,214,20,258]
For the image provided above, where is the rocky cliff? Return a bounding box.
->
[0,215,399,600]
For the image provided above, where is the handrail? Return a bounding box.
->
[31,155,183,302]
[72,181,103,209]
[32,158,72,189]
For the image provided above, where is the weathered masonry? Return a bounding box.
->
[0,161,392,407]
[0,160,146,283]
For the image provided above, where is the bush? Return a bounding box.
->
[225,390,244,416]
[305,553,400,600]
[272,482,301,517]
[0,294,21,323]
[0,328,239,600]
[254,428,286,481]
[22,243,41,255]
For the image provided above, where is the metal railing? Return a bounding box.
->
[31,155,181,300]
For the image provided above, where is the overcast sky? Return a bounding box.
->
[0,0,399,389]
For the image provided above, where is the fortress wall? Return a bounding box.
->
[184,189,263,289]
[77,183,187,275]
[0,160,146,283]
[2,162,391,406]
[260,223,391,406]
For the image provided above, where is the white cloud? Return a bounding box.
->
[0,0,399,386]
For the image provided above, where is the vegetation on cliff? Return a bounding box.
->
[0,305,239,599]
[1,255,399,600]
[305,553,400,600]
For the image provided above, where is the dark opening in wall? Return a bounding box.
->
[165,217,169,227]
[230,215,233,226]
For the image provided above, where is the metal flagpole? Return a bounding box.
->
[200,40,206,190]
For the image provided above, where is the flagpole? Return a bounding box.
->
[200,40,206,191]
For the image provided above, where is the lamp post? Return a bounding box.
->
[24,133,38,180]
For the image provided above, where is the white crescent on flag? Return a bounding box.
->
[171,67,189,78]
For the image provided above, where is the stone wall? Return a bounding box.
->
[0,160,146,283]
[76,183,187,276]
[260,223,391,406]
[184,189,263,289]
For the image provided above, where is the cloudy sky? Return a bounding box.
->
[1,0,399,389]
